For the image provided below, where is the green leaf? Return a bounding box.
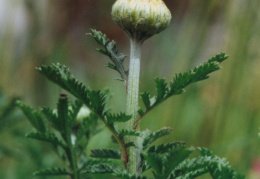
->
[114,170,147,179]
[155,78,168,102]
[169,53,228,95]
[88,29,128,81]
[170,156,232,179]
[81,164,114,174]
[26,131,65,148]
[118,129,141,138]
[106,112,132,124]
[41,107,59,130]
[140,92,151,111]
[37,63,107,116]
[79,158,113,171]
[16,101,46,133]
[164,147,194,176]
[91,149,120,159]
[69,100,83,120]
[140,53,228,117]
[146,145,193,178]
[169,148,244,179]
[143,128,173,148]
[0,97,17,122]
[36,63,90,103]
[145,154,164,174]
[208,53,228,63]
[88,90,106,115]
[171,168,208,179]
[147,142,186,154]
[33,167,70,176]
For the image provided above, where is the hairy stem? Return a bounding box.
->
[126,38,142,174]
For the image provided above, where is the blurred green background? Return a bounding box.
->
[0,0,260,178]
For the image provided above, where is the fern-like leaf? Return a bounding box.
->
[37,63,107,116]
[155,78,168,102]
[143,127,173,148]
[118,129,141,137]
[16,101,46,133]
[169,148,244,179]
[147,142,186,154]
[69,100,83,120]
[139,53,228,117]
[91,149,121,159]
[106,112,132,124]
[41,107,59,130]
[26,131,65,148]
[114,170,147,179]
[80,164,114,174]
[33,167,70,176]
[146,145,193,178]
[88,29,128,81]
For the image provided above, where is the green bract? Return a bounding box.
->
[111,0,172,42]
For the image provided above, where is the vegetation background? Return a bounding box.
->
[0,0,259,178]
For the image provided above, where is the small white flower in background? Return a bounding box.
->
[71,134,77,146]
[76,105,91,121]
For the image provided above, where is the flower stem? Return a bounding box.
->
[126,38,142,174]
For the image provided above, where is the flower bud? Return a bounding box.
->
[111,0,172,42]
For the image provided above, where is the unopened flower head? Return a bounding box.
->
[112,0,172,42]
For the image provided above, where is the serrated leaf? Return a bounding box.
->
[169,147,244,179]
[170,168,208,179]
[26,131,65,148]
[106,112,131,124]
[145,154,164,174]
[208,53,228,63]
[33,167,69,176]
[198,147,214,156]
[91,149,120,159]
[145,144,193,178]
[69,100,83,121]
[163,148,194,178]
[139,53,228,118]
[114,170,147,179]
[88,29,127,81]
[107,62,117,71]
[169,53,228,95]
[16,101,46,132]
[148,142,186,154]
[170,156,240,179]
[88,90,106,115]
[41,107,58,129]
[37,63,107,116]
[143,128,173,148]
[155,78,168,102]
[118,129,141,137]
[81,164,114,174]
[141,92,151,110]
